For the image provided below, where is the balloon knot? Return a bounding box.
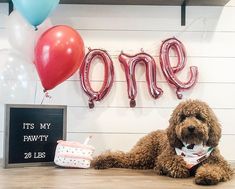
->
[130,99,136,108]
[154,88,164,99]
[88,100,95,109]
[45,92,51,99]
[41,90,51,104]
[176,90,183,99]
[43,90,51,99]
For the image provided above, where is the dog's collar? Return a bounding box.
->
[175,143,214,169]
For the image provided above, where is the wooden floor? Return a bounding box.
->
[0,166,234,189]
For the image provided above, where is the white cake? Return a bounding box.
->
[54,137,95,168]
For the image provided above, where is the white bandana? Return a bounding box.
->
[175,143,213,169]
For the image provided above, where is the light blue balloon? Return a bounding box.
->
[12,0,60,27]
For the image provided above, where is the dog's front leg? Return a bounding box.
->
[195,150,233,185]
[154,147,190,178]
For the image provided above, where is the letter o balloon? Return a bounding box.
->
[80,49,114,108]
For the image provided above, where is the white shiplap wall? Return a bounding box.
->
[0,1,235,161]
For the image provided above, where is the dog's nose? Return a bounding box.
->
[188,125,195,132]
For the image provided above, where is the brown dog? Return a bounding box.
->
[92,100,233,185]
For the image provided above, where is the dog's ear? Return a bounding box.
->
[167,126,183,149]
[167,116,183,149]
[167,102,185,149]
[206,108,221,147]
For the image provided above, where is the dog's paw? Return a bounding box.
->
[167,158,190,178]
[154,163,189,178]
[91,151,127,169]
[91,156,111,169]
[195,168,220,185]
[91,152,123,169]
[154,165,166,175]
[195,176,219,185]
[168,168,190,178]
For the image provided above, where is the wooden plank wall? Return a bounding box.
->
[0,1,235,161]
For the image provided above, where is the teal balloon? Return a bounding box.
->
[12,0,60,27]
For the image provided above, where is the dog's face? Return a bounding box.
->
[167,100,221,148]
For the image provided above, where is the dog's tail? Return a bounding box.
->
[91,151,130,169]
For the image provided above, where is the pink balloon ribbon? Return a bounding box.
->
[119,51,163,108]
[80,49,114,108]
[160,38,198,99]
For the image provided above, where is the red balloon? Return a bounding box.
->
[80,49,114,109]
[160,38,198,99]
[119,51,163,108]
[35,25,85,91]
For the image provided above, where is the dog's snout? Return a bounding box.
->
[188,125,195,132]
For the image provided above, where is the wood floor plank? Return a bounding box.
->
[0,166,234,189]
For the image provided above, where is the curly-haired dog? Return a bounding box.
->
[92,100,233,185]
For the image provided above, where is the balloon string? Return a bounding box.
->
[40,91,52,104]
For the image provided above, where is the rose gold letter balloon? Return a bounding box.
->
[119,51,163,108]
[160,38,198,99]
[80,49,114,108]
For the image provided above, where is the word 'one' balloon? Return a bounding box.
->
[79,38,198,108]
[12,0,59,27]
[80,49,114,109]
[35,25,85,91]
[119,51,163,108]
[160,38,198,99]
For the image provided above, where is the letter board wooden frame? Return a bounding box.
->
[3,104,67,168]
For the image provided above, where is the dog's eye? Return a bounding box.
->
[196,114,205,122]
[179,114,187,122]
